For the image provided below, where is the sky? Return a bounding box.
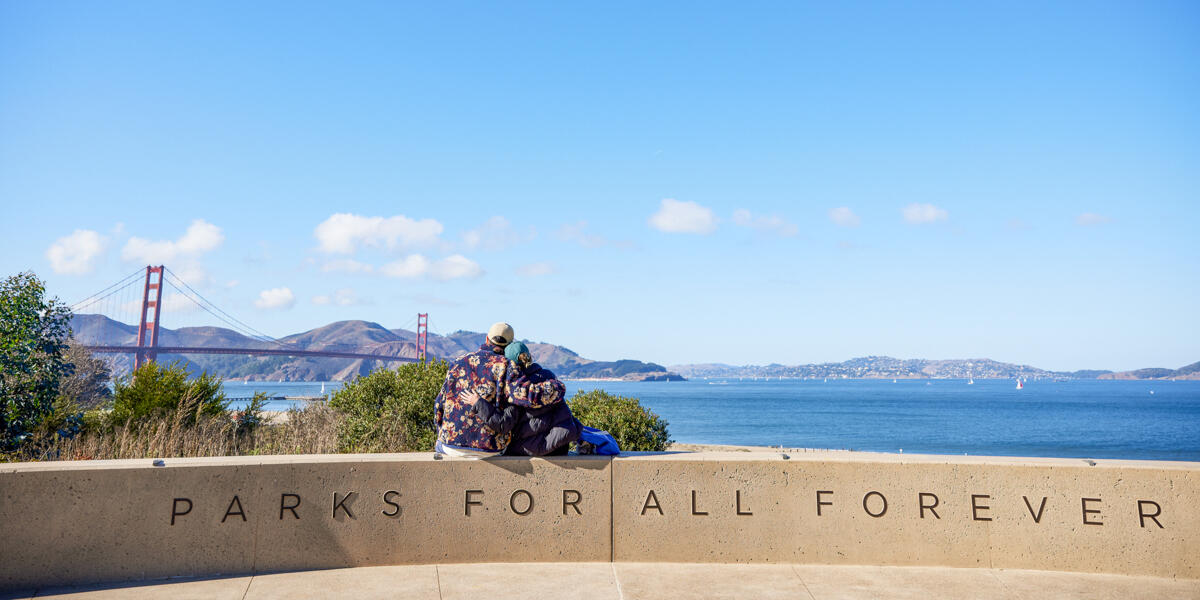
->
[1,1,1198,372]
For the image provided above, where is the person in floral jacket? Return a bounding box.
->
[433,322,516,458]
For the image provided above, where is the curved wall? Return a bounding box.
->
[1,452,1196,590]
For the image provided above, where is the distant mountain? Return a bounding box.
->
[69,314,683,382]
[671,356,1116,380]
[1098,361,1200,381]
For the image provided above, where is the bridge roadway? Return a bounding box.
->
[84,345,420,363]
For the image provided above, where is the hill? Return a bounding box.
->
[671,356,1113,380]
[1098,361,1200,381]
[69,314,683,382]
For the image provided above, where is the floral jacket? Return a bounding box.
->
[434,342,512,451]
[473,362,576,456]
[503,362,567,410]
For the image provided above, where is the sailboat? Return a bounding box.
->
[320,382,326,394]
[1015,379,1024,390]
[968,375,974,385]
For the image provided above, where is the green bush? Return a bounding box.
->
[568,389,671,451]
[328,360,447,452]
[17,396,86,459]
[1,271,73,452]
[109,361,227,426]
[231,392,269,435]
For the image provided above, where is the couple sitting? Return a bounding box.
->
[434,322,582,458]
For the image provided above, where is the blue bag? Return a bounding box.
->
[578,426,621,455]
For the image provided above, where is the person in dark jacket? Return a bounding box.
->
[433,322,517,457]
[499,342,581,456]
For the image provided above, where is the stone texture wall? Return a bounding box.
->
[1,452,1195,590]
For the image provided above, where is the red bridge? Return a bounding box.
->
[84,345,418,363]
[74,265,430,367]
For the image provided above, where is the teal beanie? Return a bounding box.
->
[505,341,530,362]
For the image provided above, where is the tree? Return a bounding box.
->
[568,389,672,451]
[329,360,447,452]
[110,361,227,426]
[60,340,113,409]
[1,272,73,451]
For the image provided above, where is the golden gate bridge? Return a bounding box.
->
[72,265,430,368]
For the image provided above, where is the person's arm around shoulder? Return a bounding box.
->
[524,365,566,409]
[463,388,520,437]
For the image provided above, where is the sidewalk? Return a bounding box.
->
[9,563,1199,600]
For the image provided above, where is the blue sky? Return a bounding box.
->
[1,1,1197,371]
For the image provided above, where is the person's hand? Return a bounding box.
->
[460,389,481,406]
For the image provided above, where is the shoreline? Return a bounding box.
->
[668,442,856,454]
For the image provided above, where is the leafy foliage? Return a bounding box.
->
[109,361,227,426]
[231,392,270,435]
[0,272,73,451]
[60,340,113,409]
[328,360,447,452]
[568,389,671,451]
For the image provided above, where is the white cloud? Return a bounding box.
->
[122,219,225,264]
[46,229,107,275]
[430,255,484,281]
[515,261,556,277]
[381,255,432,278]
[225,280,240,289]
[255,287,295,310]
[321,259,375,274]
[380,254,483,281]
[902,203,949,225]
[172,264,213,288]
[314,213,443,254]
[556,221,618,248]
[733,209,799,237]
[648,199,717,234]
[828,207,861,228]
[312,288,362,306]
[463,216,536,251]
[1076,213,1113,226]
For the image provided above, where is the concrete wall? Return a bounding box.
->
[1,452,1196,590]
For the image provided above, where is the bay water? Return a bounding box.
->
[224,378,1200,461]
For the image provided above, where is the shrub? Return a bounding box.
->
[568,389,671,451]
[5,403,343,462]
[0,271,72,452]
[60,340,113,409]
[230,392,269,435]
[328,360,448,452]
[109,361,227,427]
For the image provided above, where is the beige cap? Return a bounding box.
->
[487,322,514,346]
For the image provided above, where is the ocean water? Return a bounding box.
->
[224,378,1200,461]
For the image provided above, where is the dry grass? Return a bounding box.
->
[14,404,344,462]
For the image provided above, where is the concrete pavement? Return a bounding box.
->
[8,563,1199,599]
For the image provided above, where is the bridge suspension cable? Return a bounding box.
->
[160,268,300,350]
[70,267,146,313]
[76,264,423,366]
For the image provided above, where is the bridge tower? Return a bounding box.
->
[134,265,165,369]
[416,313,428,363]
